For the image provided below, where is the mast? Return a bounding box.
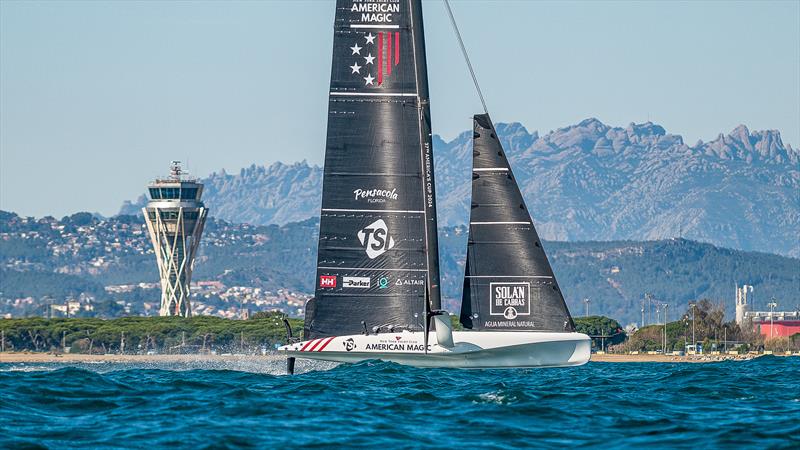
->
[408,0,441,313]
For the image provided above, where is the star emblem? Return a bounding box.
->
[350,62,362,74]
[350,43,362,55]
[364,33,376,45]
[364,73,375,85]
[364,53,375,65]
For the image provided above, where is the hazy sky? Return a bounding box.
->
[2,0,798,218]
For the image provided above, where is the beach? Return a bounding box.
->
[2,351,785,364]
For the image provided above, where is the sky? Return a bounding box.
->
[1,0,798,218]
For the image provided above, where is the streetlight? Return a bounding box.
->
[768,300,778,339]
[690,303,696,354]
[663,303,668,354]
[584,298,590,317]
[641,301,645,328]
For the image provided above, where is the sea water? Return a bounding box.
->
[1,356,798,449]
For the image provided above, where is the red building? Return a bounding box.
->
[753,314,800,338]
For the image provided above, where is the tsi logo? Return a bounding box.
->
[343,277,370,289]
[357,219,395,259]
[319,275,337,288]
[489,282,530,320]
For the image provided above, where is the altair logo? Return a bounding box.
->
[357,219,395,259]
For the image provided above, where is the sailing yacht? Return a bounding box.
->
[279,0,590,370]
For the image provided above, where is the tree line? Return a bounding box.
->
[619,299,800,353]
[0,312,302,354]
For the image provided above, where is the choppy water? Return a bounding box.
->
[1,356,798,449]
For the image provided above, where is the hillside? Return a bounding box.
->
[120,119,800,257]
[2,211,797,325]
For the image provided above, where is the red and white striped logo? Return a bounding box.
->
[348,31,400,87]
[319,275,337,288]
[299,337,336,352]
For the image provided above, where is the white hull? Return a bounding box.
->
[280,331,591,369]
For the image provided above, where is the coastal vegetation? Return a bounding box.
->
[620,299,800,353]
[2,309,796,355]
[572,316,626,350]
[0,313,302,354]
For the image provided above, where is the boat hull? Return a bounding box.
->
[280,331,591,369]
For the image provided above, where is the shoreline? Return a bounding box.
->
[2,351,793,364]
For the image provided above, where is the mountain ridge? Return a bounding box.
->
[120,119,799,257]
[2,210,797,325]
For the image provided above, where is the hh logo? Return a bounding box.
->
[357,219,395,259]
[319,275,337,288]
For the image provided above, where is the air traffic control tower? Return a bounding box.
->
[143,161,207,317]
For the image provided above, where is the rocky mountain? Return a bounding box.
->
[120,119,799,256]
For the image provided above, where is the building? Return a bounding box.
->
[735,284,752,325]
[143,161,207,317]
[735,284,800,338]
[750,311,800,338]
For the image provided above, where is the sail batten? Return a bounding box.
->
[305,0,440,339]
[461,114,576,332]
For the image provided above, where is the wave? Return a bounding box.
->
[1,357,798,448]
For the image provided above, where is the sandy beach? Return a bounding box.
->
[2,351,786,364]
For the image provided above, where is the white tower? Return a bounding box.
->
[735,284,753,326]
[143,161,208,317]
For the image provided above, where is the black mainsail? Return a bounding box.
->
[305,0,441,339]
[460,114,575,332]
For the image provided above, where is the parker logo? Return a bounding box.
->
[343,276,370,289]
[343,338,356,352]
[357,219,395,259]
[319,275,337,288]
[490,282,531,320]
[353,188,398,204]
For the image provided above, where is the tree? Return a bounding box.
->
[573,316,626,350]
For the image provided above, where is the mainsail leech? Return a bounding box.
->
[305,0,440,339]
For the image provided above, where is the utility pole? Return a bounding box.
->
[62,330,66,352]
[691,303,696,353]
[584,298,590,317]
[663,303,668,354]
[724,327,727,353]
[641,301,645,328]
[768,300,778,339]
[1,329,4,352]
